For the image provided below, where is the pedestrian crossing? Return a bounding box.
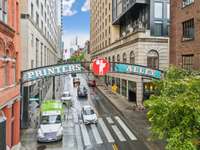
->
[79,116,137,147]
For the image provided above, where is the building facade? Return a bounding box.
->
[20,0,62,127]
[170,0,200,71]
[90,0,170,105]
[0,0,21,149]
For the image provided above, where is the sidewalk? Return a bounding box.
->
[96,84,165,150]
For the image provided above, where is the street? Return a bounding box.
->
[21,74,149,150]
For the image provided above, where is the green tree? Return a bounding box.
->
[145,67,200,150]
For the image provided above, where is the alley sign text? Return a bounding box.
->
[22,64,82,82]
[114,64,162,79]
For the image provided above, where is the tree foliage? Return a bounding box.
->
[67,53,85,62]
[145,67,200,150]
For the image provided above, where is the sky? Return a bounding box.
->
[62,0,90,51]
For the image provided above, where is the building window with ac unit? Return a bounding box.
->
[182,19,194,40]
[147,50,159,69]
[182,0,194,7]
[182,55,193,71]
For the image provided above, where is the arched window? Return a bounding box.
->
[147,50,159,69]
[130,51,135,64]
[122,53,127,63]
[117,54,120,62]
[112,55,115,62]
[108,56,111,62]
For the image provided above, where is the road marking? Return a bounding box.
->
[106,117,114,124]
[111,125,126,142]
[98,118,115,143]
[80,124,91,146]
[91,124,103,144]
[114,116,137,140]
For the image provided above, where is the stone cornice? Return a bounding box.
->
[0,21,15,38]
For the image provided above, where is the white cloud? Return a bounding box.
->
[81,0,90,12]
[63,30,89,53]
[63,0,77,16]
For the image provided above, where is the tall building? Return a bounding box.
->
[20,0,62,127]
[170,0,199,71]
[90,0,170,105]
[0,0,21,149]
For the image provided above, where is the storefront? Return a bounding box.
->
[143,82,156,100]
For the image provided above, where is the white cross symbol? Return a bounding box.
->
[96,60,106,75]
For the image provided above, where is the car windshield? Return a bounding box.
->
[84,109,94,115]
[41,115,61,124]
[62,93,70,97]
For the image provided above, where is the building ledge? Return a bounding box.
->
[91,30,169,57]
[0,20,15,38]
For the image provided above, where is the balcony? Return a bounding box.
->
[113,0,148,25]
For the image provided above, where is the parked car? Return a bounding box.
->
[81,105,97,124]
[77,86,88,98]
[61,91,72,106]
[88,80,96,87]
[73,77,80,86]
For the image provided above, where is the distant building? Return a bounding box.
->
[0,0,21,149]
[170,0,199,71]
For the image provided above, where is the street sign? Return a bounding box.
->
[92,58,110,76]
[114,64,162,79]
[22,64,82,82]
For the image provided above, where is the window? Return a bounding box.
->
[154,22,163,36]
[36,38,39,67]
[182,19,194,40]
[36,0,39,7]
[182,55,193,71]
[40,43,43,66]
[182,0,194,7]
[2,0,7,23]
[130,51,135,64]
[41,3,43,16]
[154,2,163,19]
[31,3,34,19]
[31,59,34,69]
[31,33,34,47]
[36,12,39,26]
[147,50,159,69]
[117,54,120,62]
[167,3,170,19]
[122,53,127,63]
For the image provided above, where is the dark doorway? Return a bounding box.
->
[128,90,136,102]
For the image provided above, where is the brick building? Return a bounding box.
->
[170,0,200,70]
[0,0,21,150]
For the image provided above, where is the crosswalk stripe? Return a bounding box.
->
[98,118,115,143]
[115,116,137,140]
[106,117,114,124]
[112,125,126,142]
[91,124,103,144]
[80,124,91,146]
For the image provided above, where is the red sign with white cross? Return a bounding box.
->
[92,58,110,76]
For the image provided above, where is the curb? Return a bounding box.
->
[95,86,125,118]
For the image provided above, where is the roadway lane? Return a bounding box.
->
[67,74,149,150]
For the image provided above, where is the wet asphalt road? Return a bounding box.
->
[21,74,148,150]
